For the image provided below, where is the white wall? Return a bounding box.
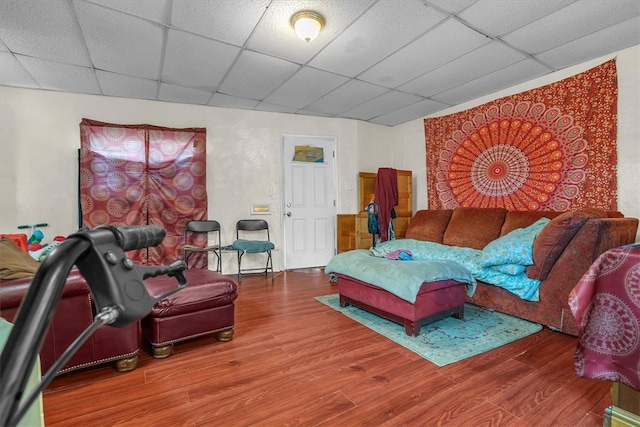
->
[0,89,381,272]
[392,45,640,241]
[1,43,638,270]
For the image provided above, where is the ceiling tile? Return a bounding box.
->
[158,82,212,105]
[170,0,269,46]
[96,70,158,100]
[1,0,638,126]
[370,98,450,126]
[309,0,448,77]
[502,0,640,54]
[209,93,260,110]
[427,0,476,14]
[457,0,573,37]
[263,67,349,108]
[163,29,240,91]
[399,41,528,97]
[431,58,552,105]
[359,18,490,88]
[74,1,163,80]
[305,79,388,115]
[254,102,298,114]
[296,109,332,118]
[536,17,640,69]
[342,90,423,121]
[0,0,92,66]
[217,50,299,100]
[246,0,374,64]
[17,55,101,94]
[86,0,171,24]
[0,51,39,88]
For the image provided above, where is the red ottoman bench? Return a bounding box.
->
[142,269,238,358]
[336,274,466,336]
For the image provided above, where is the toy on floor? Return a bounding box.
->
[29,236,65,262]
[18,223,48,248]
[16,223,66,261]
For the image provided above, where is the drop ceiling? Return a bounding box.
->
[1,0,639,127]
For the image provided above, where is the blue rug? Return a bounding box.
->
[315,294,542,366]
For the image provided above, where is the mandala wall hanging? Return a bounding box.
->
[424,59,618,211]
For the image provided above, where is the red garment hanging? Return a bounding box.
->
[374,168,398,242]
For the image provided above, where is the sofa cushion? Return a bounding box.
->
[500,211,560,236]
[0,237,40,280]
[526,209,604,280]
[479,218,550,267]
[443,208,507,250]
[405,210,452,243]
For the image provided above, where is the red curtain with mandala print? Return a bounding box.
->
[424,59,617,211]
[79,119,207,265]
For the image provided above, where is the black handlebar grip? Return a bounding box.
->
[113,225,166,251]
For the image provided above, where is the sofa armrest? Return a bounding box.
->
[549,217,638,277]
[534,217,637,335]
[590,217,639,251]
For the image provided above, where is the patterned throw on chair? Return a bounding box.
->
[424,59,618,212]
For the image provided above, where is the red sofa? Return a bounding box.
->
[404,207,639,335]
[332,207,638,336]
[0,270,140,374]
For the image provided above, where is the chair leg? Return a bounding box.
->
[267,250,274,281]
[214,250,222,273]
[236,250,273,281]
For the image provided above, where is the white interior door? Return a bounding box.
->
[283,135,336,270]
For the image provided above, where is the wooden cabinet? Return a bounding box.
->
[337,170,412,253]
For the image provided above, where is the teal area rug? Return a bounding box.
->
[315,294,542,366]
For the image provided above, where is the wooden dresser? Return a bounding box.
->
[337,170,412,253]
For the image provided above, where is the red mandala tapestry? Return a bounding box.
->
[425,59,618,211]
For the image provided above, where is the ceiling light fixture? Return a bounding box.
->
[291,11,325,43]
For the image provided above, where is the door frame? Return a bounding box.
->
[280,133,338,271]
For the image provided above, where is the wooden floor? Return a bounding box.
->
[42,268,611,426]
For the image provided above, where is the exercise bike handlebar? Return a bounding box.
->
[0,224,187,427]
[109,224,166,251]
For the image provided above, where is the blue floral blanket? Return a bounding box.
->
[326,218,549,304]
[325,249,476,304]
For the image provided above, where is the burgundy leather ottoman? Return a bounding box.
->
[142,269,238,358]
[337,274,466,336]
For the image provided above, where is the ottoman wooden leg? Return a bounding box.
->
[115,354,140,372]
[216,328,234,342]
[404,320,419,337]
[152,344,174,359]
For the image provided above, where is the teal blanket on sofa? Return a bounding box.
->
[325,249,476,304]
[326,224,547,304]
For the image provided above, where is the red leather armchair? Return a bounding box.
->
[0,270,140,375]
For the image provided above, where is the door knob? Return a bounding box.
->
[286,211,292,217]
